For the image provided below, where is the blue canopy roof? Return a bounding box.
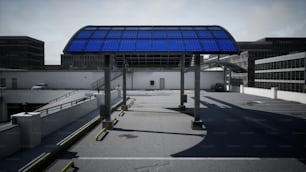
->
[63,26,239,54]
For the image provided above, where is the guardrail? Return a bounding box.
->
[48,90,79,104]
[91,72,122,90]
[36,96,92,116]
[20,98,124,172]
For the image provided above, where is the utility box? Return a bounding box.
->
[182,94,187,103]
[100,105,106,119]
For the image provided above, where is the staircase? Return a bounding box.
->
[91,72,122,90]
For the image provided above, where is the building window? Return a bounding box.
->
[0,78,6,87]
[12,78,17,89]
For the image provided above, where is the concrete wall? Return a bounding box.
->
[0,71,103,89]
[0,70,224,90]
[1,90,120,159]
[42,98,97,137]
[4,90,73,103]
[240,85,306,104]
[277,90,306,104]
[42,90,119,137]
[243,87,275,99]
[115,71,224,90]
[0,125,20,159]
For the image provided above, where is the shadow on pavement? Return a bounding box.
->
[168,96,306,164]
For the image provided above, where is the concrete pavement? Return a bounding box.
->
[45,91,306,172]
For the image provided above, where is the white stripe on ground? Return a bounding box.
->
[77,157,263,160]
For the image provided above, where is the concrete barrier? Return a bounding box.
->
[0,125,20,159]
[42,98,97,137]
[240,85,306,104]
[42,90,120,137]
[243,86,275,99]
[2,90,121,159]
[278,90,306,104]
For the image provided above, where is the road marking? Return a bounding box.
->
[76,157,262,160]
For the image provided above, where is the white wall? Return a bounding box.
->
[278,90,306,104]
[243,87,275,99]
[240,85,306,104]
[0,70,224,90]
[0,71,103,89]
[114,71,224,90]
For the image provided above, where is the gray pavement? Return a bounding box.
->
[45,91,306,172]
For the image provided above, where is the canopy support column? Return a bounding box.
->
[102,54,113,129]
[179,55,186,110]
[121,55,128,111]
[192,54,203,130]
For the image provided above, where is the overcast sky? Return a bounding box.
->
[1,0,306,64]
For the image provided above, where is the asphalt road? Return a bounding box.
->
[45,91,306,172]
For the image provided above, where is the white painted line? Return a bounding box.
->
[77,157,262,160]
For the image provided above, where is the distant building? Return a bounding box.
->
[0,36,44,69]
[215,38,306,87]
[255,52,306,93]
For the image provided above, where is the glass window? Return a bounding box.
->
[212,31,228,38]
[152,40,168,51]
[182,31,197,38]
[85,40,103,52]
[169,40,185,52]
[92,31,107,38]
[185,40,202,52]
[101,40,120,52]
[135,40,151,51]
[218,40,236,52]
[152,31,167,38]
[0,78,6,87]
[123,31,137,38]
[67,40,87,52]
[75,31,93,39]
[167,31,182,38]
[197,31,213,38]
[201,40,219,52]
[119,40,135,52]
[194,26,208,30]
[208,26,222,30]
[84,27,97,31]
[138,31,151,38]
[106,31,122,38]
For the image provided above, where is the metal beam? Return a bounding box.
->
[192,54,203,129]
[194,54,200,121]
[102,54,113,129]
[122,55,128,110]
[179,55,185,110]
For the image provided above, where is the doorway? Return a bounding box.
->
[159,78,165,90]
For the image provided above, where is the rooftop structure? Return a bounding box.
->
[61,25,239,69]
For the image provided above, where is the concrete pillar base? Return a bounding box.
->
[103,120,113,129]
[191,120,204,130]
[11,112,42,148]
[121,105,128,111]
[178,105,186,111]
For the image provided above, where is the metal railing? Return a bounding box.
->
[48,90,79,104]
[36,96,93,116]
[91,72,122,90]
